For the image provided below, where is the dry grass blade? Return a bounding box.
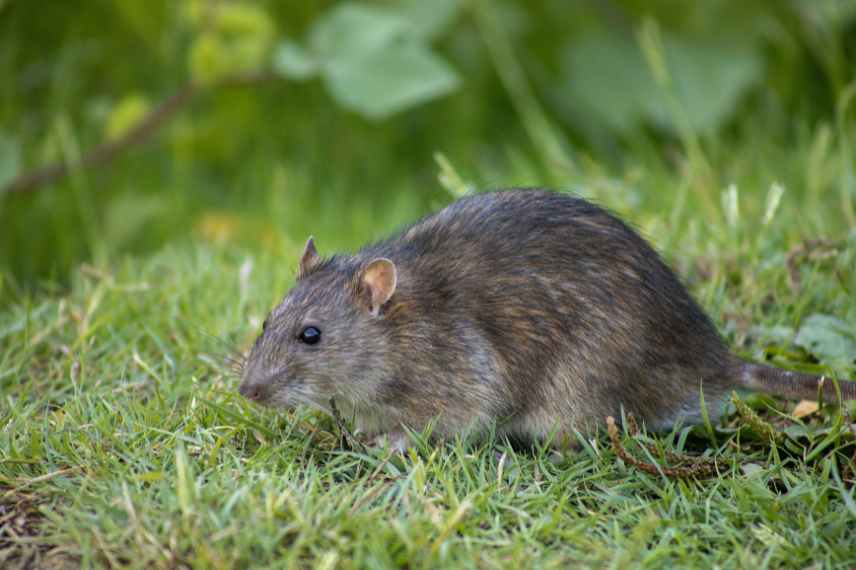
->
[730,392,784,444]
[329,398,367,453]
[785,238,840,294]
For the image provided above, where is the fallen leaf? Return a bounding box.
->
[792,400,819,419]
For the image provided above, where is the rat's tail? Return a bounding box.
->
[738,362,856,401]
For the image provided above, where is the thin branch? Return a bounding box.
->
[606,416,720,479]
[2,71,276,195]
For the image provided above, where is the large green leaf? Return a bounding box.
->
[561,30,763,134]
[794,314,856,371]
[284,1,461,119]
[561,33,656,133]
[664,37,763,132]
[308,3,410,62]
[397,0,460,40]
[324,42,459,120]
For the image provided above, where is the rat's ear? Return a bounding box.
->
[357,258,397,316]
[298,236,320,279]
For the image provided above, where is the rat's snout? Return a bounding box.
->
[238,353,278,404]
[238,378,270,403]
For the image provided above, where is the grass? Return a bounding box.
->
[4,3,856,567]
[3,131,856,568]
[3,27,856,561]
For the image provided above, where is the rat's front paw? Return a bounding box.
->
[371,430,409,453]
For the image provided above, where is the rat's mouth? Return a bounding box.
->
[240,371,338,413]
[269,382,342,415]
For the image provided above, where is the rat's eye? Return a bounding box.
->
[299,326,321,345]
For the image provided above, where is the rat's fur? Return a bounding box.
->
[239,189,855,445]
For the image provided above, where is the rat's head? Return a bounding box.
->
[238,237,398,411]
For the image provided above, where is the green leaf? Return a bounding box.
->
[664,36,762,132]
[0,132,21,190]
[561,30,763,134]
[105,95,151,141]
[794,314,856,370]
[296,2,461,118]
[272,39,317,80]
[187,3,275,85]
[783,423,812,441]
[189,33,233,85]
[561,33,656,133]
[309,3,409,61]
[398,0,460,40]
[749,324,796,345]
[323,42,459,119]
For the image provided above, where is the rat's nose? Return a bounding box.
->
[239,381,267,402]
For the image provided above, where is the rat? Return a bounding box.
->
[238,189,856,449]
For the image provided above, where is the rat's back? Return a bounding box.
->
[359,189,734,438]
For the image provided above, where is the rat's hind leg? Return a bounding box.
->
[371,431,410,453]
[644,388,731,432]
[497,407,585,449]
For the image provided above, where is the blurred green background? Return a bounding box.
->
[1,0,855,291]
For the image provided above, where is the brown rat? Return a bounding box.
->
[238,189,856,448]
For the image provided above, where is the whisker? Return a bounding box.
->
[196,327,248,354]
[198,350,247,378]
[196,326,240,346]
[223,354,247,367]
[193,326,252,378]
[280,393,332,415]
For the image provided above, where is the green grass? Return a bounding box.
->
[4,2,856,567]
[3,132,856,568]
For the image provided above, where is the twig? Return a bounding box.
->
[625,412,718,467]
[2,71,276,195]
[785,238,840,294]
[606,416,719,479]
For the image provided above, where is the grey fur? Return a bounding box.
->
[239,189,855,445]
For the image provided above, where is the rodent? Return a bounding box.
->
[238,188,856,448]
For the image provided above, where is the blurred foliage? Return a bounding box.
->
[273,1,460,117]
[1,0,855,287]
[186,1,276,85]
[795,313,856,371]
